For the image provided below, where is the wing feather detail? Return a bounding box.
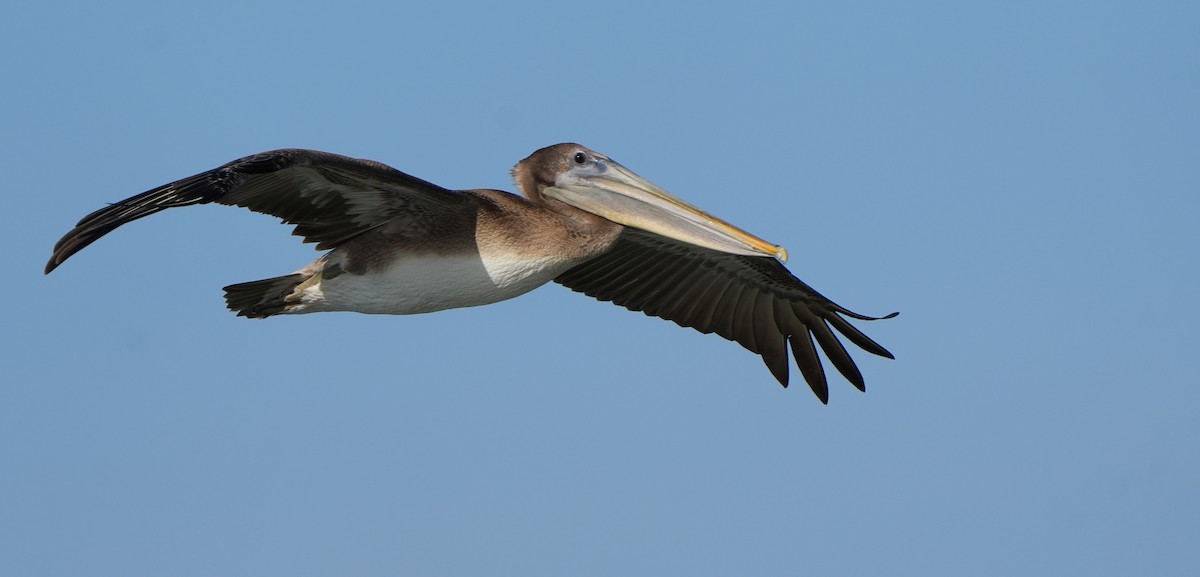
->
[46,149,472,273]
[555,228,896,402]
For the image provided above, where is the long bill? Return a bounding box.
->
[542,161,788,263]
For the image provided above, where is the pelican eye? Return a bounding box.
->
[573,152,588,164]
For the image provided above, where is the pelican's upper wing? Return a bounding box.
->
[45,149,472,273]
[554,228,896,403]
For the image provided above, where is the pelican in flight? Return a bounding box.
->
[46,144,895,402]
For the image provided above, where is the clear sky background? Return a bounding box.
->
[3,1,1197,575]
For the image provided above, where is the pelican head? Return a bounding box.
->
[512,143,787,262]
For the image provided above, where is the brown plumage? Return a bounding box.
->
[46,144,896,402]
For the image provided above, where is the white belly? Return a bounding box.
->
[284,249,575,315]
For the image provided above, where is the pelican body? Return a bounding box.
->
[46,144,895,403]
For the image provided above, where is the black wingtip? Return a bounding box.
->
[812,381,830,404]
[764,351,790,388]
[834,306,900,322]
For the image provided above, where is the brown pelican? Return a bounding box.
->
[45,144,896,402]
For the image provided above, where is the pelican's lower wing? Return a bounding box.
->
[554,228,896,403]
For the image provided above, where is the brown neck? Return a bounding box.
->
[511,162,545,204]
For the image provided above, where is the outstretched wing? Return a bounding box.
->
[45,149,472,273]
[554,228,896,403]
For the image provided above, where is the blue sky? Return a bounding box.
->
[3,1,1197,575]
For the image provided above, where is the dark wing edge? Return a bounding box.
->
[45,149,465,274]
[554,228,897,403]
